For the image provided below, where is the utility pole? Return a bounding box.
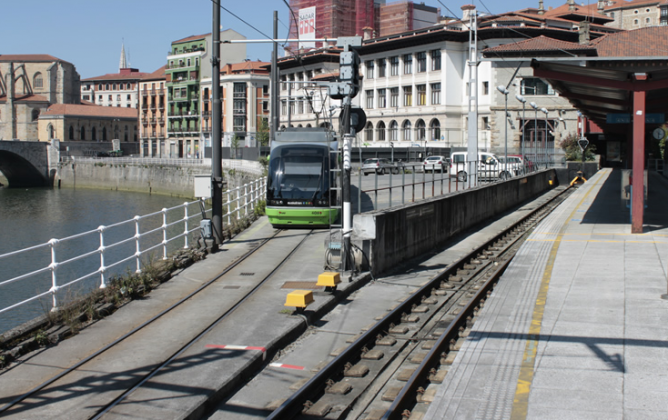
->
[270,11,278,142]
[464,5,479,188]
[211,0,223,249]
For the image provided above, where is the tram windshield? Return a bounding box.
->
[267,145,335,202]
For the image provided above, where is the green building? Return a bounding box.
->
[165,29,245,158]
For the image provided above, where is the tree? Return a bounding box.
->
[559,132,597,161]
[256,118,269,146]
[231,134,241,159]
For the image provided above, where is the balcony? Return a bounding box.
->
[150,103,156,111]
[158,118,165,125]
[201,110,211,117]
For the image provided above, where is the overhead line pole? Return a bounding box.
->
[211,0,223,249]
[270,11,278,142]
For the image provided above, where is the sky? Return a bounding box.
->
[2,0,577,79]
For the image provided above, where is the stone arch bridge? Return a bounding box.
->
[0,140,59,187]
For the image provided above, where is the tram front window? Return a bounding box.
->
[268,146,331,202]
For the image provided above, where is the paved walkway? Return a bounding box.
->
[425,168,668,420]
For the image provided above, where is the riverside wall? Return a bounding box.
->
[56,160,263,199]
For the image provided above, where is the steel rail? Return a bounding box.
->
[267,186,572,419]
[0,228,286,415]
[91,229,315,419]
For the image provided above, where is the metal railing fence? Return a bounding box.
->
[0,178,266,332]
[357,159,545,213]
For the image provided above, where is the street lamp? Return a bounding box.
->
[541,108,549,168]
[497,85,510,173]
[515,94,526,174]
[530,102,539,170]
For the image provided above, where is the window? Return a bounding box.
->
[417,84,426,106]
[390,56,399,76]
[482,116,490,129]
[417,52,426,73]
[98,84,103,90]
[113,83,117,90]
[117,94,121,101]
[108,95,112,101]
[366,60,374,79]
[127,83,132,90]
[431,49,441,71]
[610,12,615,18]
[127,94,131,100]
[389,120,398,141]
[403,86,412,106]
[482,81,489,95]
[106,83,110,90]
[402,120,411,141]
[635,19,639,25]
[31,109,40,121]
[80,126,86,140]
[98,95,102,102]
[416,119,426,141]
[646,17,651,23]
[297,100,304,114]
[377,59,386,77]
[403,54,412,74]
[377,121,386,141]
[281,76,287,91]
[281,100,287,115]
[377,88,387,108]
[521,78,555,95]
[430,119,440,140]
[431,83,441,104]
[366,90,374,109]
[69,125,74,140]
[365,122,373,142]
[33,72,43,88]
[390,87,399,107]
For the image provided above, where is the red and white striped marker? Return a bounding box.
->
[206,344,267,360]
[269,362,305,370]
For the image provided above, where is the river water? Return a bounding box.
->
[0,187,193,335]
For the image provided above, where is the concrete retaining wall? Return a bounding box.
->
[353,170,557,275]
[56,160,262,199]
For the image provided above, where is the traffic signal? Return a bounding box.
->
[338,50,360,98]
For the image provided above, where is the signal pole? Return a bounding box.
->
[329,36,362,275]
[211,0,223,249]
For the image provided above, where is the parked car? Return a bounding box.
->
[450,152,513,182]
[423,155,449,173]
[361,158,400,175]
[498,155,524,175]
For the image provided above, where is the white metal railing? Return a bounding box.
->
[0,178,266,323]
[60,156,210,166]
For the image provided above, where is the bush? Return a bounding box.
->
[559,133,597,161]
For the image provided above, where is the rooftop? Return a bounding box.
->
[42,103,138,119]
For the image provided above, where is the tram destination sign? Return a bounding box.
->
[606,113,665,124]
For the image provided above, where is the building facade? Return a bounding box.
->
[138,66,167,157]
[200,61,270,150]
[38,103,138,144]
[81,68,148,109]
[165,29,246,158]
[276,3,621,158]
[0,54,80,141]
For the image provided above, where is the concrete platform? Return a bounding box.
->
[424,168,668,420]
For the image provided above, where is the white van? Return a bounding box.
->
[449,152,512,182]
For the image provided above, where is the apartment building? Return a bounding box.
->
[165,29,245,158]
[138,66,167,157]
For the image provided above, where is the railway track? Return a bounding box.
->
[0,228,314,419]
[258,187,573,420]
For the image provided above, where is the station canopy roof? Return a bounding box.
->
[483,26,668,130]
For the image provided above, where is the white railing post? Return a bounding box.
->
[244,185,249,216]
[183,202,189,249]
[134,215,141,273]
[98,226,107,289]
[226,191,232,225]
[162,208,168,259]
[49,238,60,312]
[236,187,241,219]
